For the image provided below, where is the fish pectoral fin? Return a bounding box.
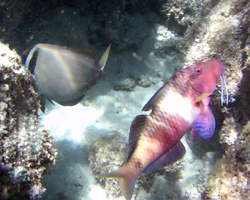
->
[127,115,148,161]
[191,106,216,140]
[144,141,186,173]
[99,44,111,71]
[195,93,212,103]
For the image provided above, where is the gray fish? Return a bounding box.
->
[22,43,111,110]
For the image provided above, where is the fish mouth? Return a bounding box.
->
[190,59,229,105]
[202,60,229,105]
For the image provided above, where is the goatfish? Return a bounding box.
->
[22,43,111,111]
[98,59,229,200]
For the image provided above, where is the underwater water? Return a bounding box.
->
[1,0,250,200]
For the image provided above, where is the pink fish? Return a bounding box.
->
[99,60,228,200]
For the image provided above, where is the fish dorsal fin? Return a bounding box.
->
[99,44,111,71]
[142,84,166,111]
[127,115,148,161]
[38,43,96,61]
[76,49,95,60]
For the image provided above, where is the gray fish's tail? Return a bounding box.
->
[99,44,111,71]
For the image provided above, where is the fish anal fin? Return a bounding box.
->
[142,85,166,111]
[127,115,148,161]
[191,106,216,140]
[144,141,186,173]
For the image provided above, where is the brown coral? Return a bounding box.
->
[0,42,57,199]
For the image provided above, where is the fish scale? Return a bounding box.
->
[99,59,227,200]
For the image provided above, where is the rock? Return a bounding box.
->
[0,42,57,199]
[136,75,151,88]
[89,134,128,199]
[113,74,136,91]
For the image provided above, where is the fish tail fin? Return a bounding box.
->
[98,168,136,200]
[99,44,111,71]
[120,174,136,200]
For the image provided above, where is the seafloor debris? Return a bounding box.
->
[89,134,129,199]
[113,74,136,91]
[136,75,151,88]
[89,134,184,199]
[0,42,57,199]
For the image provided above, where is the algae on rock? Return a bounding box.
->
[0,42,57,199]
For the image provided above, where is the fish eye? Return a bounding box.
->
[196,68,202,75]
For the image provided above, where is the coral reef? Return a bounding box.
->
[0,42,57,199]
[157,0,216,35]
[89,134,128,199]
[113,74,136,92]
[83,0,154,51]
[7,0,158,53]
[15,6,90,50]
[136,75,151,88]
[0,1,32,41]
[89,134,184,199]
[204,121,250,199]
[178,0,250,198]
[0,1,59,49]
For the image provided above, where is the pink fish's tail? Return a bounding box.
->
[98,168,136,200]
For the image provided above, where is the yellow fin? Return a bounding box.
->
[99,44,111,70]
[195,93,212,103]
